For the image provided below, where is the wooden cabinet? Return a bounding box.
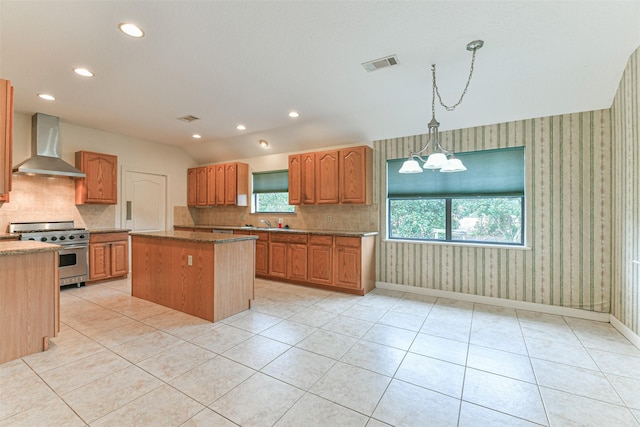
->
[308,234,333,286]
[269,232,308,281]
[75,151,118,204]
[0,79,14,202]
[235,229,269,276]
[287,146,371,205]
[89,232,129,282]
[187,168,197,207]
[186,162,248,207]
[288,155,302,205]
[315,150,339,204]
[339,146,373,204]
[334,236,362,290]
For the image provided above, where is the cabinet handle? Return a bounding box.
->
[126,201,132,220]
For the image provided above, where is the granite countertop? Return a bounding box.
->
[0,241,62,256]
[90,228,131,234]
[130,230,258,244]
[175,224,378,237]
[0,233,19,241]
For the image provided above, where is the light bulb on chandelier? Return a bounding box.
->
[399,40,484,174]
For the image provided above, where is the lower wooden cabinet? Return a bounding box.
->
[334,236,362,290]
[89,232,129,282]
[269,233,308,281]
[307,235,333,286]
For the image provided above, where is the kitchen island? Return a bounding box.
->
[130,230,257,322]
[0,241,60,364]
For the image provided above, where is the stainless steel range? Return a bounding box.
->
[9,220,90,287]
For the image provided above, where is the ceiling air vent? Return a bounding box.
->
[177,115,199,123]
[362,54,399,72]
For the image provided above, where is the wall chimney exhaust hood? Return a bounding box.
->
[12,113,86,178]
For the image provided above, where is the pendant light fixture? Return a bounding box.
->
[399,40,484,174]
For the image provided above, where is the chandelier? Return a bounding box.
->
[399,40,484,174]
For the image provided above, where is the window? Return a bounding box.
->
[387,147,525,245]
[252,170,295,213]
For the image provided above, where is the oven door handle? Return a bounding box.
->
[60,245,88,250]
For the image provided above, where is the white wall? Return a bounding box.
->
[11,112,196,229]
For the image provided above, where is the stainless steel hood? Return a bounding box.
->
[12,113,86,178]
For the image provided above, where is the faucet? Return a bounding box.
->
[260,219,272,228]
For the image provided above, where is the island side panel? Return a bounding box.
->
[131,236,215,321]
[213,239,256,322]
[0,251,58,364]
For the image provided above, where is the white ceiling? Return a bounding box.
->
[1,1,639,164]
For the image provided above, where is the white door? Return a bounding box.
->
[122,170,167,232]
[122,169,167,272]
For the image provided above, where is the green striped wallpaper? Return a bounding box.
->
[611,46,640,333]
[374,110,612,313]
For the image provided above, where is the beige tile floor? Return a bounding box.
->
[2,277,640,426]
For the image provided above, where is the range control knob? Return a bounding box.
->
[28,238,35,241]
[50,236,58,241]
[69,235,75,240]
[40,237,47,242]
[59,236,66,241]
[79,234,86,239]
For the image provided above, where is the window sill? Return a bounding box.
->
[382,238,531,251]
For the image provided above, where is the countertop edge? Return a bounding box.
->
[174,225,378,237]
[131,230,258,244]
[0,241,62,256]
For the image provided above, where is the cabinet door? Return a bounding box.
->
[268,242,287,278]
[288,244,307,281]
[206,166,216,205]
[76,151,118,204]
[196,167,208,206]
[255,240,269,276]
[187,168,197,207]
[288,155,302,205]
[334,238,361,290]
[215,164,226,205]
[339,146,371,204]
[110,241,129,277]
[301,152,316,204]
[308,244,333,285]
[225,163,237,205]
[315,150,339,204]
[0,79,13,200]
[89,243,109,280]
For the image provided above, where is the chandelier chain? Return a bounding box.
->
[432,47,478,112]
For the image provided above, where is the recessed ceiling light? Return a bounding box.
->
[38,93,55,101]
[192,134,202,139]
[118,23,144,38]
[288,111,299,118]
[236,124,246,131]
[73,67,94,77]
[259,139,269,148]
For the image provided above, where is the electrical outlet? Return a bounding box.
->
[327,215,332,222]
[188,255,193,266]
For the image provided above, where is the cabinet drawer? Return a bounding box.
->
[335,236,361,248]
[308,234,333,246]
[90,232,129,243]
[270,232,308,244]
[253,231,269,241]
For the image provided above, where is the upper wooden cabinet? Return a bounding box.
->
[0,79,14,202]
[75,151,118,204]
[186,162,248,207]
[288,146,372,205]
[339,146,373,204]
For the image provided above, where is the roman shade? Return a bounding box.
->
[388,146,525,198]
[252,170,289,194]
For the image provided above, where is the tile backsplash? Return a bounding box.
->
[0,175,115,232]
[175,203,378,232]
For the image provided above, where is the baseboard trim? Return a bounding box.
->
[375,281,610,322]
[610,315,640,349]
